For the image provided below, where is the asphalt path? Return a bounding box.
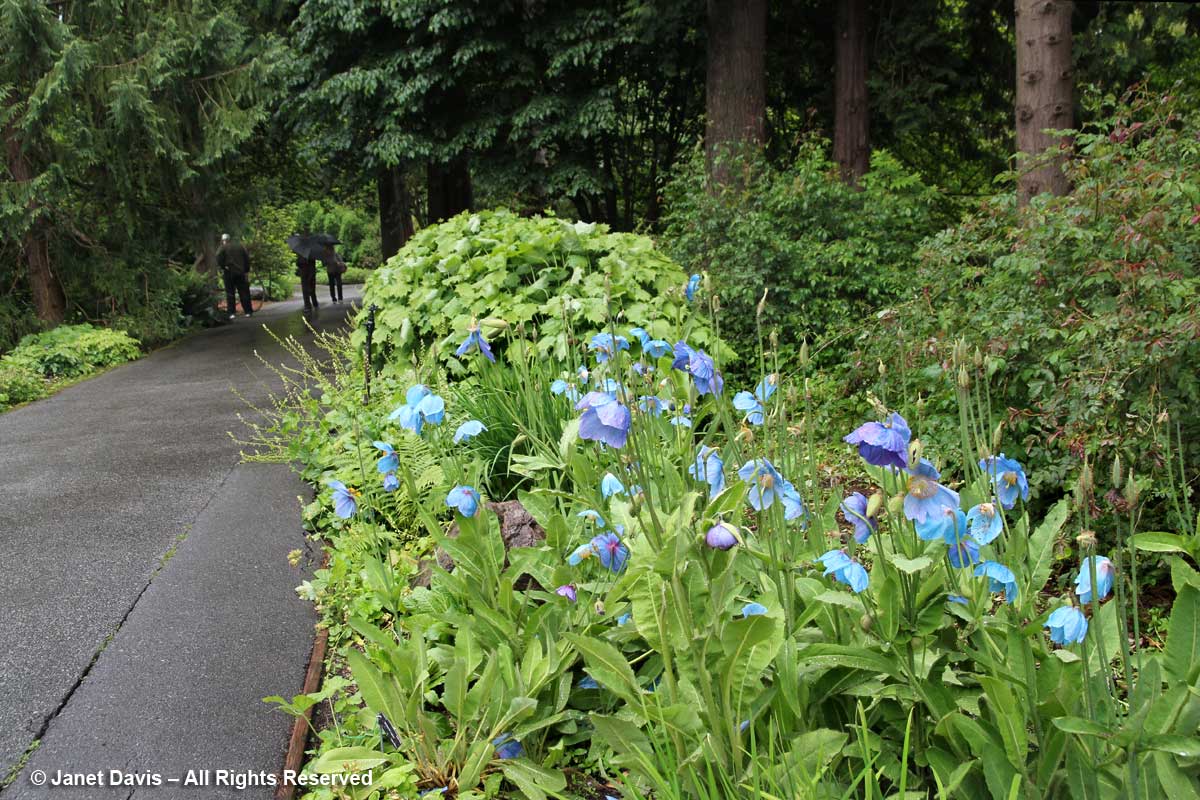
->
[0,287,360,797]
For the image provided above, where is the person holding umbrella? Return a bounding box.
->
[286,232,340,311]
[217,233,253,319]
[295,251,318,311]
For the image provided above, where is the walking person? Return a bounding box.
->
[324,246,346,304]
[296,253,319,311]
[217,233,253,319]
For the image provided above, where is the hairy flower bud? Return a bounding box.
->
[888,494,905,517]
[992,421,1004,454]
[866,491,884,520]
[799,339,809,367]
[973,347,984,369]
[878,360,887,377]
[909,438,924,466]
[1110,455,1122,490]
[957,365,971,389]
[756,287,769,318]
[1124,468,1140,507]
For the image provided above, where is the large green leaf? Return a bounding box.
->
[1026,499,1071,599]
[565,634,641,705]
[719,614,784,712]
[500,760,567,800]
[1164,584,1200,684]
[345,648,406,726]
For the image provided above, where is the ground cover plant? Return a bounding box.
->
[253,209,1200,800]
[0,324,141,410]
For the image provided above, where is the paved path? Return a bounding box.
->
[0,289,360,798]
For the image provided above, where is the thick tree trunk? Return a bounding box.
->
[426,156,473,222]
[4,123,66,324]
[834,0,870,186]
[704,0,767,185]
[378,163,415,260]
[1015,0,1073,206]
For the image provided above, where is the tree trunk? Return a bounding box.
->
[834,0,870,186]
[4,123,66,324]
[1015,0,1073,206]
[198,232,217,275]
[378,163,415,260]
[426,156,473,222]
[704,0,767,185]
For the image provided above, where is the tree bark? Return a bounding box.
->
[704,0,767,185]
[4,122,66,324]
[1015,0,1073,206]
[834,0,870,186]
[378,163,415,260]
[426,156,473,222]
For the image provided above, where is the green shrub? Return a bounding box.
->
[661,145,946,369]
[0,364,48,408]
[868,88,1200,529]
[4,324,141,379]
[357,209,729,373]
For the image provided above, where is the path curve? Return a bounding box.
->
[0,288,360,798]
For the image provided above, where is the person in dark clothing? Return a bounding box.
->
[325,248,345,304]
[217,233,253,319]
[296,253,319,311]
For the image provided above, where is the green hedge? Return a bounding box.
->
[1,323,141,410]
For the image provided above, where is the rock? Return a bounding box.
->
[410,499,547,589]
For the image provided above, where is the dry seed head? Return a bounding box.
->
[756,287,769,318]
[1076,529,1097,549]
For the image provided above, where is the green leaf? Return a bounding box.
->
[1052,716,1112,736]
[719,614,784,712]
[590,714,652,760]
[1143,735,1200,759]
[1026,499,1071,598]
[345,649,405,725]
[308,747,390,773]
[564,634,640,704]
[1132,532,1192,555]
[890,555,933,574]
[795,644,902,678]
[500,761,567,800]
[1164,584,1200,684]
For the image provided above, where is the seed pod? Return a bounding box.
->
[860,614,873,633]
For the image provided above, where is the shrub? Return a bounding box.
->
[3,324,141,379]
[661,145,946,369]
[0,364,47,408]
[356,209,729,373]
[866,88,1200,529]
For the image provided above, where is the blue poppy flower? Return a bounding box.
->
[445,485,480,518]
[578,676,600,689]
[575,391,631,449]
[974,560,1018,603]
[840,492,877,544]
[733,391,765,425]
[737,458,787,512]
[962,501,1001,544]
[947,594,969,606]
[616,613,632,625]
[947,536,981,569]
[756,374,778,401]
[689,446,725,499]
[669,415,692,427]
[455,325,495,362]
[979,454,1030,509]
[551,378,581,402]
[645,339,672,358]
[779,479,806,522]
[903,459,961,523]
[639,396,668,416]
[555,584,577,602]
[327,480,359,519]
[590,332,630,363]
[741,602,768,617]
[601,472,626,498]
[591,531,629,573]
[818,549,869,593]
[629,327,651,348]
[493,734,524,760]
[373,441,399,474]
[1045,606,1088,645]
[1075,556,1115,604]
[382,472,399,492]
[843,412,911,470]
[453,420,486,444]
[916,507,968,543]
[705,521,739,550]
[577,509,605,527]
[671,341,724,396]
[388,384,446,434]
[686,273,701,301]
[567,541,597,565]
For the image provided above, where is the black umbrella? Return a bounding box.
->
[286,233,341,263]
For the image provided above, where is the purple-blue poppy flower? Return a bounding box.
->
[966,501,1003,545]
[690,446,726,499]
[779,479,806,522]
[616,612,632,625]
[1045,606,1088,645]
[669,415,692,427]
[629,327,650,348]
[382,472,399,492]
[578,676,600,689]
[671,341,724,397]
[455,325,495,362]
[601,472,625,498]
[577,509,605,527]
[843,412,911,470]
[685,273,701,301]
[916,506,968,543]
[1075,556,1115,604]
[947,536,981,569]
[590,332,630,363]
[741,602,768,617]
[974,560,1018,603]
[388,384,445,434]
[446,485,480,517]
[903,459,960,523]
[979,454,1030,509]
[818,549,868,593]
[551,379,580,402]
[645,339,672,358]
[639,395,668,416]
[947,594,969,606]
[705,521,739,550]
[555,584,577,602]
[733,391,764,425]
[493,734,523,760]
[453,420,486,444]
[327,480,359,519]
[591,531,629,573]
[737,458,787,512]
[840,492,877,544]
[568,541,597,565]
[575,391,632,449]
[374,441,399,474]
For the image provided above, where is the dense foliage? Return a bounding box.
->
[0,323,140,409]
[356,210,729,374]
[662,146,944,367]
